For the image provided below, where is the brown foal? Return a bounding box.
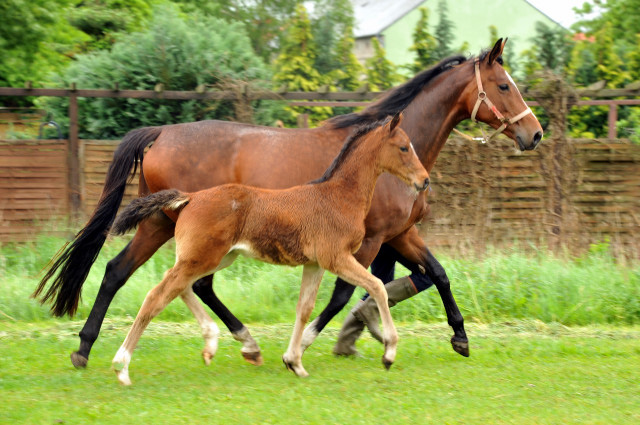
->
[109,114,429,384]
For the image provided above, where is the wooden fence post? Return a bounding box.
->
[531,72,578,250]
[68,88,81,221]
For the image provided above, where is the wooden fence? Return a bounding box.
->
[1,135,638,255]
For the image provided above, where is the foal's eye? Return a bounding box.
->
[400,146,409,152]
[498,83,510,91]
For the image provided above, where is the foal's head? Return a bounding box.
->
[467,38,543,150]
[375,114,430,192]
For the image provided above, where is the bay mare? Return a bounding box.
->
[34,39,543,368]
[109,116,429,384]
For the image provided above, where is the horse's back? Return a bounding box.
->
[142,120,348,194]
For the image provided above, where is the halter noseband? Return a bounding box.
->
[456,59,532,143]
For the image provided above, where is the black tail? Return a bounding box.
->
[111,189,189,236]
[33,126,163,317]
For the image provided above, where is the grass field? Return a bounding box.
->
[1,235,639,423]
[1,320,639,424]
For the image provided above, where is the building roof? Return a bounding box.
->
[352,0,567,39]
[352,0,425,38]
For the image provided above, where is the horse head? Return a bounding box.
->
[379,113,430,192]
[467,38,543,150]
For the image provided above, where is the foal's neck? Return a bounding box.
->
[319,136,384,215]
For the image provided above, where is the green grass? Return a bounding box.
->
[1,235,638,325]
[1,320,639,424]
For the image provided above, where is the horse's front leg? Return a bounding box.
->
[300,238,382,351]
[332,255,397,369]
[282,264,325,377]
[387,227,469,357]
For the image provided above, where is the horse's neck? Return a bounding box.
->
[403,64,472,172]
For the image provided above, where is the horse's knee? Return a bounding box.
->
[103,257,132,292]
[192,277,212,297]
[408,271,435,292]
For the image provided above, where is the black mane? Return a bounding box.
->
[326,55,467,129]
[311,118,391,184]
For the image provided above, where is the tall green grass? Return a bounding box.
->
[1,234,638,325]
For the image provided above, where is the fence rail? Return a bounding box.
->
[1,136,638,255]
[1,84,639,255]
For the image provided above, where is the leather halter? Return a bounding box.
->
[455,59,532,143]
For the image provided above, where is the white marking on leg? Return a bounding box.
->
[112,346,132,386]
[181,287,220,365]
[301,318,320,352]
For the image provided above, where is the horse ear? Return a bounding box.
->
[389,113,403,132]
[488,37,505,65]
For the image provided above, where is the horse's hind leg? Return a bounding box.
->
[387,227,468,357]
[193,275,263,366]
[179,286,220,366]
[72,214,175,368]
[113,263,200,386]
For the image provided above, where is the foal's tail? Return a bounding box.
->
[111,190,190,236]
[33,126,162,317]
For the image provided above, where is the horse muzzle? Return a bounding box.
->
[414,177,430,192]
[516,130,543,151]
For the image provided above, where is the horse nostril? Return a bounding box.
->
[533,131,543,146]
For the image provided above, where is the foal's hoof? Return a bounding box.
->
[202,351,213,366]
[242,351,264,366]
[282,357,309,378]
[382,357,393,370]
[70,352,88,369]
[451,336,470,357]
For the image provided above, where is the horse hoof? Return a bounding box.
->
[451,337,470,357]
[282,357,309,377]
[242,351,264,366]
[70,352,88,369]
[382,357,393,370]
[202,351,213,366]
[115,370,132,386]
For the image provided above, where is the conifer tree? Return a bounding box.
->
[272,4,332,125]
[408,7,438,72]
[329,24,364,91]
[433,0,454,60]
[365,37,402,91]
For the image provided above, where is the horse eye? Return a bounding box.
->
[400,146,409,152]
[499,83,509,91]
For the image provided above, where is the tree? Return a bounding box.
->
[407,7,438,73]
[0,0,88,104]
[433,0,454,60]
[365,37,402,91]
[42,5,273,138]
[311,0,355,75]
[328,25,364,91]
[272,4,332,125]
[174,0,301,62]
[67,0,152,52]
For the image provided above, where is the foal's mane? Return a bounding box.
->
[311,118,391,184]
[326,55,467,129]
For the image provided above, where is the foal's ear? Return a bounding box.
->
[389,113,403,132]
[487,37,506,65]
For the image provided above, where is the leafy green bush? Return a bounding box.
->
[41,4,278,139]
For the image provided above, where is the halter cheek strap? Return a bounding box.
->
[463,59,532,143]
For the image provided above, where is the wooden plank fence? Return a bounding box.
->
[1,136,638,255]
